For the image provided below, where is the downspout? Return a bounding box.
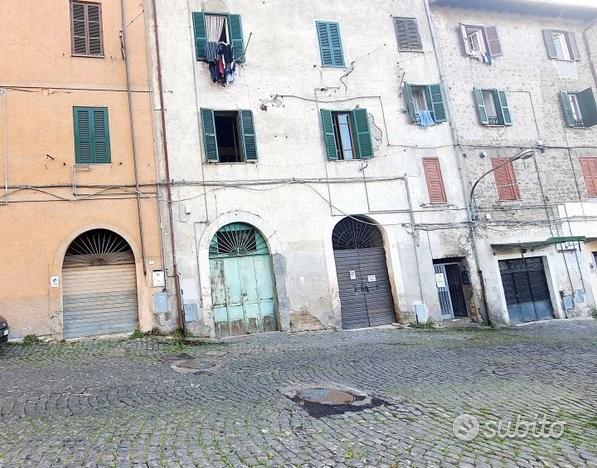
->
[1,89,7,205]
[582,21,597,89]
[149,0,184,333]
[423,0,491,325]
[120,0,147,276]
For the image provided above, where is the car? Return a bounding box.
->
[0,315,8,345]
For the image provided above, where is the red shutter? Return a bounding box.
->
[580,157,597,197]
[423,157,447,204]
[492,158,520,201]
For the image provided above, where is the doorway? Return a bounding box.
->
[434,261,468,319]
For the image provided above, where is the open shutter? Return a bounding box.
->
[542,30,557,59]
[228,15,245,62]
[200,108,219,162]
[92,108,111,163]
[239,110,257,161]
[352,108,373,160]
[459,24,472,55]
[428,84,447,123]
[485,26,502,57]
[577,88,597,128]
[496,90,512,126]
[580,158,597,197]
[492,158,519,201]
[320,109,338,160]
[74,108,93,164]
[403,83,418,124]
[473,88,489,125]
[566,32,580,61]
[423,158,447,204]
[559,92,576,127]
[192,12,207,61]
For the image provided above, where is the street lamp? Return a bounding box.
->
[468,148,536,222]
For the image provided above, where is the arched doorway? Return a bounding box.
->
[333,216,396,329]
[209,223,277,337]
[62,229,138,339]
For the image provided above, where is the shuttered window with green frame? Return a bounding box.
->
[193,12,245,62]
[320,108,373,160]
[73,106,111,164]
[403,83,447,124]
[316,21,345,67]
[473,88,512,126]
[200,109,258,162]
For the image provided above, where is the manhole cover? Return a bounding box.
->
[161,353,194,362]
[171,359,218,374]
[280,384,389,418]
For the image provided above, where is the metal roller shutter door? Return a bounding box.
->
[62,264,138,339]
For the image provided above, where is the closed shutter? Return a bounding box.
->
[577,88,597,128]
[403,83,418,124]
[428,84,447,123]
[580,158,597,197]
[73,107,111,164]
[320,109,338,160]
[492,158,519,201]
[485,26,502,57]
[63,263,138,339]
[201,108,219,161]
[394,17,422,51]
[193,12,207,61]
[351,109,373,159]
[559,92,576,127]
[566,32,580,61]
[496,90,512,126]
[316,21,345,67]
[473,88,489,125]
[228,15,245,62]
[542,30,558,59]
[239,110,257,161]
[71,2,103,56]
[423,158,447,204]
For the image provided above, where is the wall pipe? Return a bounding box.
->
[149,0,184,333]
[1,89,7,205]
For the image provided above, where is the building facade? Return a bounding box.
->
[0,0,172,339]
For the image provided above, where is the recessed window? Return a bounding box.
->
[192,13,245,63]
[491,158,520,201]
[319,109,373,161]
[200,109,257,162]
[70,1,103,56]
[473,88,512,126]
[560,89,597,128]
[459,24,501,63]
[333,113,356,160]
[215,112,242,162]
[482,90,499,125]
[543,30,580,61]
[404,83,447,126]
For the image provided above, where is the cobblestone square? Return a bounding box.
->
[1,320,596,467]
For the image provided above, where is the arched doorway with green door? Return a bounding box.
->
[209,223,278,337]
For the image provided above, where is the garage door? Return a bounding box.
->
[499,257,554,323]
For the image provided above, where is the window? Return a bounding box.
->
[559,89,597,128]
[316,21,345,67]
[459,24,501,63]
[394,17,422,51]
[320,109,373,160]
[580,158,597,198]
[193,13,245,62]
[473,88,512,126]
[423,158,447,204]
[200,109,257,162]
[73,107,111,164]
[491,158,520,201]
[404,83,447,125]
[70,1,103,56]
[543,30,580,61]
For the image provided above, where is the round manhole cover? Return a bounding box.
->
[171,359,217,374]
[297,387,361,405]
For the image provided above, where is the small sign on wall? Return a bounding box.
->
[367,275,377,283]
[435,273,446,288]
[50,276,60,288]
[152,270,166,288]
[349,270,357,280]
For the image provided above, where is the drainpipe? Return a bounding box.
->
[120,0,147,276]
[1,89,7,205]
[423,0,491,325]
[149,0,184,333]
[582,21,597,89]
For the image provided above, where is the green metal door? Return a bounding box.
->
[209,223,277,337]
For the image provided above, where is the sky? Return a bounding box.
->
[534,0,596,5]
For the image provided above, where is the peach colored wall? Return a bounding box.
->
[0,0,164,339]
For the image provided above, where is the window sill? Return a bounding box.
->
[398,49,424,53]
[319,65,348,70]
[74,162,112,168]
[550,58,578,63]
[328,158,368,162]
[71,53,105,59]
[205,161,257,165]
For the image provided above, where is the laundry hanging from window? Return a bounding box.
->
[205,15,236,86]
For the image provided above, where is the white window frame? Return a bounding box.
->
[551,31,571,61]
[482,90,499,124]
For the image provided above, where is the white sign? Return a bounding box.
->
[435,273,446,288]
[349,270,357,280]
[367,275,377,283]
[152,270,166,288]
[50,276,60,288]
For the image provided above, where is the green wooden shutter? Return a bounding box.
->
[428,84,447,123]
[352,108,373,160]
[578,88,597,128]
[228,15,245,62]
[496,90,512,126]
[92,108,111,163]
[74,107,93,164]
[193,12,207,61]
[320,109,338,160]
[201,108,219,161]
[403,83,418,124]
[317,22,344,67]
[473,88,489,125]
[559,92,575,127]
[566,32,580,61]
[542,30,557,59]
[239,110,257,160]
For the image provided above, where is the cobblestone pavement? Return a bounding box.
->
[1,320,596,467]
